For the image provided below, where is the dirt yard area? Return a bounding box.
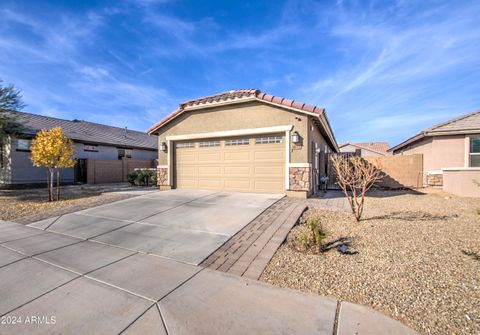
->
[0,184,140,224]
[261,189,480,335]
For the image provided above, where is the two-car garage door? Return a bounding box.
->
[174,134,285,193]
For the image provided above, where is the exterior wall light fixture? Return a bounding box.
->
[291,131,300,144]
[160,142,167,152]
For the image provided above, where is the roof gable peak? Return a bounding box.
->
[148,89,325,134]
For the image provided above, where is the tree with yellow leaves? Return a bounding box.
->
[31,127,75,201]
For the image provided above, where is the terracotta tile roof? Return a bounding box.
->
[148,89,325,134]
[339,142,390,155]
[389,109,480,152]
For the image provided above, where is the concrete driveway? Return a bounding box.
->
[28,189,283,265]
[0,190,416,334]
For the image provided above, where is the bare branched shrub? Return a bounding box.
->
[331,155,383,222]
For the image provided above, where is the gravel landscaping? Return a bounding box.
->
[0,185,138,224]
[261,189,480,335]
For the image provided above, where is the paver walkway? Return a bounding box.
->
[201,197,306,278]
[202,191,350,279]
[0,220,416,334]
[307,190,351,212]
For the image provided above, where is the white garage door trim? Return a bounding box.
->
[166,125,293,190]
[165,125,293,141]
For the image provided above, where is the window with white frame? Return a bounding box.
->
[255,136,282,144]
[118,148,132,160]
[469,136,480,167]
[225,138,249,146]
[16,139,31,151]
[176,142,195,149]
[199,140,220,147]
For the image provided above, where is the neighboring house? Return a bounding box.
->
[148,89,338,198]
[389,109,480,197]
[339,142,390,156]
[0,111,157,185]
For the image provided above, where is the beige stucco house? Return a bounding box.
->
[389,110,480,197]
[148,89,338,198]
[339,142,390,157]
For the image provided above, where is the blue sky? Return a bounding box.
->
[0,0,479,146]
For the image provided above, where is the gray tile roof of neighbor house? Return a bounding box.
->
[9,111,157,150]
[426,109,480,133]
[389,109,480,152]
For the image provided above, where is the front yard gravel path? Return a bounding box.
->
[261,189,480,335]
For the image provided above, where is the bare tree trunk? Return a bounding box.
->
[56,169,60,201]
[331,155,383,222]
[340,187,355,215]
[46,169,51,202]
[49,168,54,202]
[353,188,361,222]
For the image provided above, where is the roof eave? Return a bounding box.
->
[426,129,480,136]
[338,142,350,148]
[316,111,339,152]
[389,128,480,153]
[148,97,338,152]
[343,143,388,155]
[148,97,323,134]
[388,133,426,152]
[13,128,157,150]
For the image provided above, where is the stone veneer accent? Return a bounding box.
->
[157,167,169,186]
[427,173,443,187]
[289,167,311,191]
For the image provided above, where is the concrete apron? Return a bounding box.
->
[0,220,416,335]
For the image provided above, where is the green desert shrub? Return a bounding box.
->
[127,169,157,186]
[307,216,329,252]
[299,231,310,250]
[294,212,329,253]
[127,172,137,185]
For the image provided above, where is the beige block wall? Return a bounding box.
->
[398,135,466,172]
[365,154,423,188]
[87,158,154,184]
[155,101,308,165]
[443,169,480,197]
[94,160,124,183]
[126,159,153,175]
[362,149,384,157]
